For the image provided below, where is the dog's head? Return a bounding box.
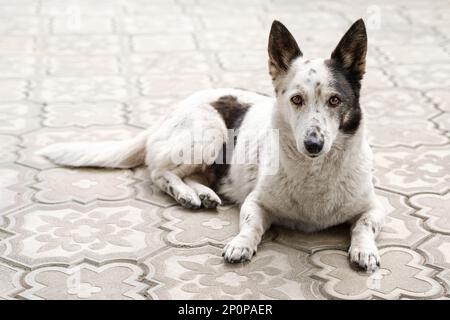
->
[268,19,367,158]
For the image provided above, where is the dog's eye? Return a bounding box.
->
[328,96,341,107]
[291,95,303,105]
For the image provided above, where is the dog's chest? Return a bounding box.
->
[260,159,371,231]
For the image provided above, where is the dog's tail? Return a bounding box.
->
[36,130,150,169]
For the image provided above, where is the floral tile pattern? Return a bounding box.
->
[162,206,239,247]
[33,168,135,204]
[374,146,450,195]
[17,261,149,300]
[145,244,323,300]
[3,201,165,266]
[0,0,449,300]
[311,247,443,299]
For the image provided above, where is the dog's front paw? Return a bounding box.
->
[222,235,256,263]
[349,243,380,272]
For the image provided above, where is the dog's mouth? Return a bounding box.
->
[305,152,324,159]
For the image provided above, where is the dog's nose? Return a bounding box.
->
[304,135,324,155]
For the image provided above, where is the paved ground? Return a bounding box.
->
[0,0,449,300]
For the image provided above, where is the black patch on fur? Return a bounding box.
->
[308,68,316,75]
[331,19,367,82]
[325,59,362,134]
[210,95,251,182]
[211,95,251,129]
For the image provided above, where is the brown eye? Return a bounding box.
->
[291,95,303,105]
[329,96,341,107]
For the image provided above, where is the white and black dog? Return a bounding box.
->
[38,19,385,272]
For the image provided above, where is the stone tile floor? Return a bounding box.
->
[0,0,449,300]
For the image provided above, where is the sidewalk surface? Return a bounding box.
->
[0,0,449,299]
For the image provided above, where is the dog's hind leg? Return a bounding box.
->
[184,173,222,209]
[151,169,202,209]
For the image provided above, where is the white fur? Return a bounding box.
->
[37,130,149,168]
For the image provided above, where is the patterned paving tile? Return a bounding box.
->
[138,74,212,97]
[214,72,273,96]
[410,192,450,234]
[0,79,31,101]
[145,244,323,300]
[40,0,120,16]
[127,97,177,129]
[0,135,20,163]
[389,64,450,89]
[132,34,197,53]
[17,261,148,300]
[362,89,446,147]
[43,102,125,127]
[426,89,450,112]
[33,168,135,204]
[47,56,119,76]
[123,15,197,34]
[129,52,216,75]
[374,146,450,195]
[311,247,444,299]
[45,35,121,55]
[376,190,429,248]
[0,262,24,300]
[419,235,450,270]
[0,17,44,35]
[0,36,34,54]
[3,200,165,267]
[0,56,36,78]
[418,235,450,293]
[378,45,449,64]
[432,113,450,132]
[196,31,267,51]
[363,89,438,120]
[0,102,41,134]
[0,164,36,216]
[51,17,114,34]
[162,205,243,247]
[40,77,128,101]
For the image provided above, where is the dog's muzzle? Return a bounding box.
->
[304,131,324,156]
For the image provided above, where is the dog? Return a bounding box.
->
[38,19,385,272]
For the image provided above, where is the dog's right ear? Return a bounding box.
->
[268,20,302,80]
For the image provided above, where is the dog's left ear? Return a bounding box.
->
[268,20,302,80]
[331,19,367,80]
